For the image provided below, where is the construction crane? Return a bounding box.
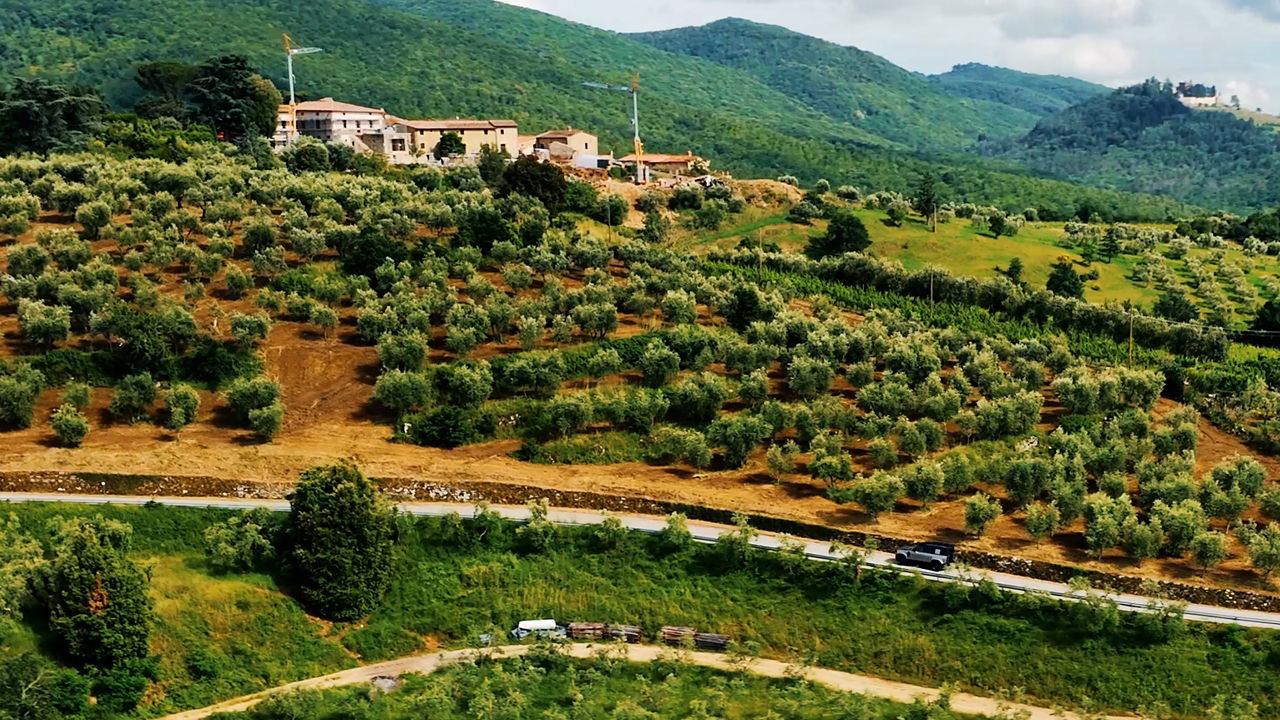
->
[283,33,322,145]
[583,74,644,183]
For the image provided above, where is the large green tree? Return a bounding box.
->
[188,55,281,145]
[286,462,396,621]
[807,208,870,258]
[36,516,154,670]
[912,171,943,232]
[0,78,104,156]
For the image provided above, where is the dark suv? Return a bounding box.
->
[894,542,955,571]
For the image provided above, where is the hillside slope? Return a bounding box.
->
[0,0,1196,217]
[629,18,1035,149]
[993,80,1280,211]
[930,62,1109,118]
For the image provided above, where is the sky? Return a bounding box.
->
[499,0,1280,113]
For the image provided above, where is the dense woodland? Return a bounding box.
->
[992,80,1280,211]
[0,0,1232,218]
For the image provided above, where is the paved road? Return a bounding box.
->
[5,492,1280,629]
[158,642,1131,720]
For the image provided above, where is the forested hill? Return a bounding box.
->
[993,80,1280,211]
[929,63,1109,118]
[628,18,1038,150]
[0,0,1196,218]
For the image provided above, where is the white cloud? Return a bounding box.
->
[1009,35,1136,76]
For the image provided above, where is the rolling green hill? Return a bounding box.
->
[0,0,1196,218]
[629,18,1036,150]
[992,79,1280,211]
[930,62,1109,118]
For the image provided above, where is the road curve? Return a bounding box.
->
[4,492,1280,629]
[157,642,1131,720]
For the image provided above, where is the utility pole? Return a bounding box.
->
[1128,313,1135,367]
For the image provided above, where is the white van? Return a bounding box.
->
[510,619,565,640]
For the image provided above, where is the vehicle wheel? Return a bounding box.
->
[894,554,907,564]
[929,560,944,571]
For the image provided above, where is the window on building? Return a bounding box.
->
[343,120,348,129]
[391,139,406,152]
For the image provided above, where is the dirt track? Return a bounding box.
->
[158,642,1132,720]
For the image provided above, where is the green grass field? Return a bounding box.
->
[670,199,1280,327]
[4,502,1280,719]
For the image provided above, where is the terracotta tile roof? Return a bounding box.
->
[282,97,387,114]
[396,118,517,131]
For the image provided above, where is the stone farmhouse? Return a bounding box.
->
[273,97,602,168]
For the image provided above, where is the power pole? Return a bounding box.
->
[1128,313,1135,367]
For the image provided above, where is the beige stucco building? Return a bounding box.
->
[389,118,518,160]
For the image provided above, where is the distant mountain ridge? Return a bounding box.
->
[629,18,1040,150]
[0,0,1201,216]
[992,79,1280,211]
[929,62,1109,118]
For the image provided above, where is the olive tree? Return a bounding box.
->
[964,493,1002,535]
[787,354,834,400]
[164,384,200,431]
[850,473,904,521]
[708,415,771,469]
[637,341,680,387]
[50,404,89,447]
[1024,502,1060,541]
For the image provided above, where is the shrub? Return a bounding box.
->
[50,404,89,447]
[965,493,1002,535]
[248,403,284,440]
[669,373,728,424]
[407,406,495,448]
[766,440,800,479]
[203,508,278,573]
[646,427,710,468]
[286,462,395,621]
[74,200,112,239]
[61,381,90,409]
[108,372,155,423]
[373,369,430,415]
[1209,456,1266,498]
[230,312,271,348]
[17,299,71,347]
[941,453,975,494]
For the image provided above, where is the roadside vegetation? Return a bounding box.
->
[208,654,970,720]
[0,488,1277,719]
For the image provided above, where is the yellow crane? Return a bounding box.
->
[583,73,645,183]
